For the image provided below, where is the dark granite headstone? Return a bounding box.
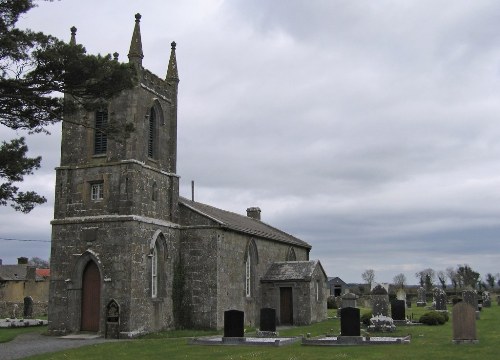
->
[260,308,276,332]
[433,288,447,311]
[340,307,360,336]
[224,310,244,338]
[23,296,33,319]
[452,302,477,343]
[391,300,405,321]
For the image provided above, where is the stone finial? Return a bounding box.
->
[69,26,77,46]
[128,13,144,66]
[166,40,179,81]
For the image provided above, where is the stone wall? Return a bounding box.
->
[0,301,48,318]
[49,218,179,336]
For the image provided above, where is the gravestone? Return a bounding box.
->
[260,308,276,332]
[23,296,34,319]
[224,310,244,338]
[462,290,477,309]
[452,302,478,344]
[391,300,405,321]
[371,285,389,316]
[340,307,360,336]
[341,292,357,308]
[416,287,426,307]
[433,288,447,311]
[482,292,491,308]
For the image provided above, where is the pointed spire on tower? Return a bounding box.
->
[166,41,179,82]
[69,26,77,46]
[128,13,144,67]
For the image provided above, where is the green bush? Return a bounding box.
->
[361,312,372,326]
[419,311,447,325]
[327,296,337,309]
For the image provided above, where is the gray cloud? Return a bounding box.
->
[2,1,500,284]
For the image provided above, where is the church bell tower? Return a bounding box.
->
[49,14,181,336]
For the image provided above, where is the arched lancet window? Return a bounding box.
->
[151,243,158,298]
[244,239,259,298]
[148,107,156,158]
[245,252,251,297]
[152,181,158,201]
[150,230,168,299]
[147,101,165,160]
[94,110,108,155]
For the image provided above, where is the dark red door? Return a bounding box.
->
[280,287,293,325]
[81,261,101,332]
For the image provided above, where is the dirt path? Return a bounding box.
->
[0,332,120,360]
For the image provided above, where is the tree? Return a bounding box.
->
[393,273,406,289]
[0,0,136,212]
[485,273,496,289]
[446,266,459,290]
[415,268,435,289]
[437,270,447,289]
[456,264,480,289]
[28,256,49,268]
[361,269,375,288]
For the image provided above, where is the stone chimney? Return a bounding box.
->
[18,257,28,265]
[246,207,261,220]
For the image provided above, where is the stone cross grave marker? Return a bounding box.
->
[391,300,405,321]
[340,307,360,337]
[260,308,276,332]
[452,302,478,344]
[224,310,244,338]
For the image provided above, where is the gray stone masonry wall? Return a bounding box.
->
[215,231,309,329]
[308,266,328,324]
[54,162,179,222]
[60,70,177,175]
[0,301,48,319]
[49,219,179,335]
[180,228,218,329]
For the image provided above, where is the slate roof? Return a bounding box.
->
[0,265,28,281]
[179,197,311,249]
[0,265,49,281]
[261,260,325,282]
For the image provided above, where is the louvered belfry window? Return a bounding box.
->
[94,111,108,155]
[148,108,156,158]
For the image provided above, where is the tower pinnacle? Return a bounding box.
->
[166,41,179,81]
[128,13,144,67]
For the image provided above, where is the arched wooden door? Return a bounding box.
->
[81,261,101,332]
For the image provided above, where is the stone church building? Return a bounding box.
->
[48,14,327,337]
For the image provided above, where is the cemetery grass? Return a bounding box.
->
[0,325,46,343]
[20,304,500,360]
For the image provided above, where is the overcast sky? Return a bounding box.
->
[2,0,500,284]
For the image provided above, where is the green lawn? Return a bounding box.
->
[3,304,498,360]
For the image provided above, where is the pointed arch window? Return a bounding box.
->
[245,252,251,297]
[94,111,108,155]
[244,239,258,298]
[148,107,156,158]
[151,244,158,298]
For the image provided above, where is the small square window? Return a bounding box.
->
[91,183,104,201]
